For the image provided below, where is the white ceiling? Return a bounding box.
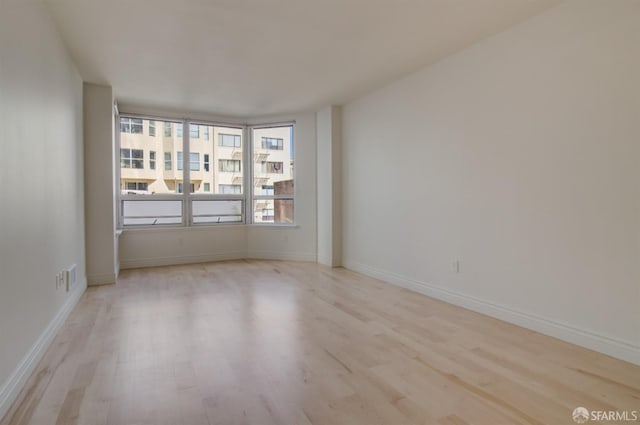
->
[45,0,560,118]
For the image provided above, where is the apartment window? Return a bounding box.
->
[120,148,144,169]
[190,152,200,171]
[262,137,283,150]
[118,115,290,227]
[219,159,241,172]
[120,117,143,134]
[119,117,184,226]
[261,161,283,174]
[126,182,148,191]
[252,125,294,224]
[219,184,242,194]
[262,208,275,221]
[178,152,200,171]
[177,183,195,194]
[189,124,199,139]
[219,133,241,148]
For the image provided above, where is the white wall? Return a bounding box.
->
[119,225,248,268]
[119,111,317,267]
[84,83,117,285]
[342,0,640,364]
[0,0,86,417]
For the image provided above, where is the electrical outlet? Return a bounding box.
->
[65,264,77,292]
[55,271,64,290]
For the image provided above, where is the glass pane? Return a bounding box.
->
[177,152,183,171]
[119,117,183,195]
[189,124,200,138]
[253,199,294,224]
[252,125,294,223]
[189,152,200,171]
[260,184,274,196]
[122,200,182,225]
[131,118,143,134]
[192,200,242,224]
[191,125,243,195]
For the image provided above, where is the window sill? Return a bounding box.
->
[118,223,299,233]
[247,223,299,229]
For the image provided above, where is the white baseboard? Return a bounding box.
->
[0,277,87,422]
[343,259,640,366]
[87,272,116,286]
[247,250,317,262]
[120,251,247,270]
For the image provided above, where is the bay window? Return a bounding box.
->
[117,114,294,227]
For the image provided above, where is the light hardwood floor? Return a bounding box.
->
[2,260,639,425]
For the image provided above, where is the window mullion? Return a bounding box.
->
[115,105,122,229]
[183,120,191,226]
[246,125,253,224]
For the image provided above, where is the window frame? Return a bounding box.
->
[189,152,200,171]
[189,124,200,139]
[219,133,241,148]
[261,161,284,174]
[219,184,242,194]
[116,112,294,229]
[218,159,241,173]
[249,124,296,226]
[261,137,284,150]
[120,148,144,169]
[261,185,274,196]
[120,117,143,134]
[125,181,148,192]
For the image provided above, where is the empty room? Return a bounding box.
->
[1,0,639,424]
